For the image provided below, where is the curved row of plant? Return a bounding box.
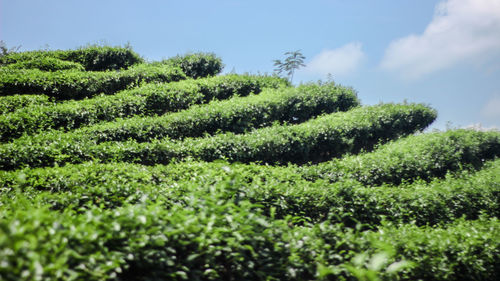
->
[0,94,52,114]
[0,184,497,281]
[158,52,224,79]
[12,82,358,147]
[0,75,287,142]
[301,129,500,186]
[6,129,495,190]
[1,47,223,78]
[0,45,144,71]
[2,156,498,226]
[0,64,186,100]
[0,52,224,100]
[0,103,436,170]
[1,57,86,72]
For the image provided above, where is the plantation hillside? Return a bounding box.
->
[0,46,499,281]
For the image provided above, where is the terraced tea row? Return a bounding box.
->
[0,64,186,100]
[1,184,497,280]
[0,103,436,170]
[82,83,358,142]
[0,75,287,142]
[1,57,86,72]
[0,45,144,71]
[5,129,495,187]
[301,129,500,185]
[2,155,498,226]
[0,94,52,114]
[0,52,224,100]
[5,82,358,150]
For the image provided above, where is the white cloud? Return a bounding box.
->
[304,42,365,76]
[481,94,500,119]
[381,0,500,79]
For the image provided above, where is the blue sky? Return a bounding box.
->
[2,0,500,130]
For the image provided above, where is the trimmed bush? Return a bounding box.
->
[301,129,500,186]
[0,103,436,170]
[159,52,223,78]
[0,46,144,71]
[65,82,359,143]
[140,74,289,115]
[0,188,309,280]
[1,57,85,71]
[2,158,498,226]
[0,64,186,100]
[0,94,52,114]
[247,158,500,226]
[314,217,500,281]
[0,177,497,281]
[107,103,434,166]
[0,75,287,142]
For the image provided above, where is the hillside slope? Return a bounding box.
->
[0,46,498,281]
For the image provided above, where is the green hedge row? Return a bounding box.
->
[1,57,85,71]
[314,217,500,281]
[254,158,500,226]
[158,52,224,78]
[68,82,359,143]
[0,75,287,142]
[0,186,497,280]
[301,129,500,186]
[0,94,52,114]
[107,103,435,166]
[0,63,186,100]
[0,103,436,170]
[1,48,223,78]
[2,158,498,227]
[0,46,144,71]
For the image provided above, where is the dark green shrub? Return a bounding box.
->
[0,174,498,281]
[1,57,85,71]
[0,46,144,71]
[0,94,52,114]
[69,82,359,143]
[136,103,434,165]
[0,64,186,100]
[312,217,500,281]
[62,46,144,71]
[0,75,287,142]
[160,52,223,78]
[2,158,498,227]
[0,189,306,280]
[245,158,500,226]
[141,74,289,115]
[302,129,500,185]
[0,103,436,170]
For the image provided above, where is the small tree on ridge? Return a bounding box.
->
[273,50,306,83]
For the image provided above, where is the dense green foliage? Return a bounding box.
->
[0,45,144,71]
[9,82,358,147]
[0,47,499,280]
[0,74,286,142]
[0,64,186,100]
[1,158,498,227]
[1,57,85,71]
[116,103,432,165]
[0,103,436,170]
[159,52,224,78]
[80,82,358,142]
[0,173,498,280]
[302,129,500,185]
[0,94,52,114]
